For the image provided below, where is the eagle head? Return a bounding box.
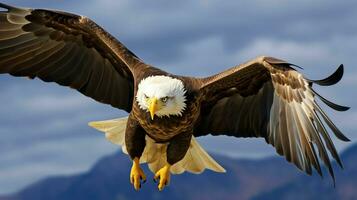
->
[136,75,187,120]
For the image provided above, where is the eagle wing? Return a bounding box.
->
[195,56,350,182]
[0,3,142,112]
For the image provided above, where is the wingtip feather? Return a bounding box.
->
[0,3,12,10]
[0,3,23,12]
[311,88,350,112]
[309,64,344,86]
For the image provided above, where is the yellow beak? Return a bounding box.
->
[149,97,158,120]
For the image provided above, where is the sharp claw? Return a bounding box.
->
[154,164,171,191]
[130,158,146,191]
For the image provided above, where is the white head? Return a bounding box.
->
[136,75,187,119]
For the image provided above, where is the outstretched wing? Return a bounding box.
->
[195,56,350,182]
[0,3,142,112]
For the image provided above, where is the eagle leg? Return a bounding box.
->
[153,132,192,191]
[125,114,147,190]
[154,163,171,191]
[130,157,146,191]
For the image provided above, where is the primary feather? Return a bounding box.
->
[195,56,349,183]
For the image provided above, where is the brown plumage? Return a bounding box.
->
[0,3,350,191]
[195,57,349,183]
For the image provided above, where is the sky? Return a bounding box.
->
[0,0,356,195]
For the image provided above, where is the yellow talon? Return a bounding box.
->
[130,157,146,191]
[154,164,171,191]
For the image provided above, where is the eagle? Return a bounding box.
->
[0,3,350,191]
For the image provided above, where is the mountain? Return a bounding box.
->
[1,144,357,200]
[253,145,357,200]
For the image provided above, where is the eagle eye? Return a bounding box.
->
[161,97,168,103]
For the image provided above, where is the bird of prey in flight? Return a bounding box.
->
[0,3,350,191]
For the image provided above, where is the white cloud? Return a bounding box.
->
[236,38,335,65]
[168,36,237,76]
[0,136,118,194]
[169,36,344,78]
[20,95,90,113]
[0,0,356,195]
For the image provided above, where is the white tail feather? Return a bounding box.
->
[89,117,226,174]
[89,117,128,153]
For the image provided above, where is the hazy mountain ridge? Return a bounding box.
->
[252,145,357,200]
[1,144,357,200]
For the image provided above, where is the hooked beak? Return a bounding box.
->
[149,97,158,120]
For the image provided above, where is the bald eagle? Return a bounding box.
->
[0,3,350,191]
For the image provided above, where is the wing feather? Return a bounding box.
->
[308,64,344,86]
[0,3,148,112]
[195,56,349,181]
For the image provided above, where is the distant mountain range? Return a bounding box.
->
[1,144,357,200]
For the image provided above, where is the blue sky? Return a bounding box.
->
[0,0,356,195]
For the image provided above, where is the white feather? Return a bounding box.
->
[136,75,187,117]
[89,117,226,174]
[88,117,128,153]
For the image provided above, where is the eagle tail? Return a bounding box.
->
[88,117,225,174]
[170,136,226,174]
[88,117,128,153]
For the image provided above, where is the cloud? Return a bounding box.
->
[20,95,89,113]
[0,0,356,195]
[236,38,334,64]
[0,136,117,194]
[343,73,357,86]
